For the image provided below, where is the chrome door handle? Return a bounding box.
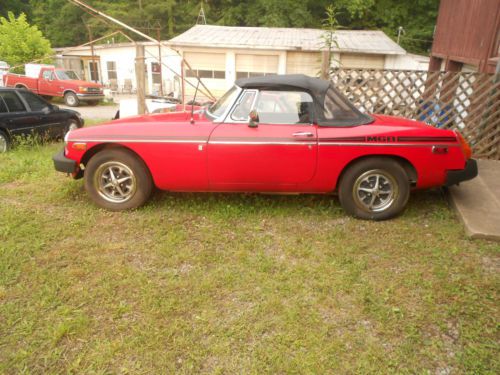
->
[292,131,314,137]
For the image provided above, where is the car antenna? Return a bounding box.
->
[190,79,201,124]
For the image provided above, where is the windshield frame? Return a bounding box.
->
[206,85,242,122]
[55,70,81,81]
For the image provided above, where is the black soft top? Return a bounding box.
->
[235,74,373,127]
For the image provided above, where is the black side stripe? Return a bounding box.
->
[397,136,457,142]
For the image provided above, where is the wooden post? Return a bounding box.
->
[135,44,147,115]
[320,50,330,80]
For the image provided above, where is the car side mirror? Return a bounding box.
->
[248,110,259,128]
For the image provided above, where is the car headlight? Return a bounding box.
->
[78,86,88,93]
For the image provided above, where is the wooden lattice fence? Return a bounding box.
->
[331,69,500,160]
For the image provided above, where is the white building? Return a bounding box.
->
[56,25,427,99]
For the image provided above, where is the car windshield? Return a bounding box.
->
[55,70,80,80]
[207,86,239,119]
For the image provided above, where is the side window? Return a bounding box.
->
[255,90,314,124]
[18,91,49,112]
[0,92,26,112]
[42,70,52,80]
[230,91,256,121]
[0,97,7,113]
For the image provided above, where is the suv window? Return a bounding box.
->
[0,97,7,113]
[0,91,26,112]
[255,90,314,124]
[18,91,49,112]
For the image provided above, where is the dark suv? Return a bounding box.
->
[0,88,84,152]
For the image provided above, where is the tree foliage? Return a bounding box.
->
[0,12,52,73]
[3,1,438,54]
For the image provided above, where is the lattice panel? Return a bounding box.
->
[331,69,500,159]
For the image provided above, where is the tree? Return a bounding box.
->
[0,12,52,73]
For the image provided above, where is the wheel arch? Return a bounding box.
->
[79,143,155,185]
[335,154,418,192]
[15,84,28,89]
[63,89,78,96]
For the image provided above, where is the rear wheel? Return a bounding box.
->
[0,131,10,153]
[64,92,79,107]
[339,158,410,220]
[84,149,153,211]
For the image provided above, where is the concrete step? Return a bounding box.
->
[448,159,500,241]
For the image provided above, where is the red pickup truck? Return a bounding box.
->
[3,64,104,107]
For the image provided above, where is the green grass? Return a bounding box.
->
[0,142,498,374]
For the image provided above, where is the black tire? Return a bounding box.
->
[87,100,99,106]
[338,158,410,220]
[64,92,79,107]
[0,130,10,153]
[84,149,153,211]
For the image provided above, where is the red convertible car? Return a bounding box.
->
[53,75,477,220]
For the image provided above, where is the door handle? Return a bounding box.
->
[292,131,314,137]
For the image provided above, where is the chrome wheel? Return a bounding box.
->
[94,161,137,203]
[352,169,398,213]
[0,134,7,153]
[68,121,79,131]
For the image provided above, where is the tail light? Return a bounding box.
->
[455,131,472,160]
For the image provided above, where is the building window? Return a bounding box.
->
[151,62,161,84]
[236,72,273,79]
[107,61,117,80]
[186,69,225,79]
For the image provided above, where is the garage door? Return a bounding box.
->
[183,52,227,98]
[286,52,321,77]
[236,54,279,79]
[340,53,385,69]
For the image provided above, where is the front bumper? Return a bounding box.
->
[445,159,478,186]
[76,93,104,101]
[53,150,77,174]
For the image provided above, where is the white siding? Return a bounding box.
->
[340,53,385,69]
[286,51,321,77]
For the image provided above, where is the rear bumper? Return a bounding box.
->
[445,159,478,186]
[53,150,77,174]
[76,93,104,101]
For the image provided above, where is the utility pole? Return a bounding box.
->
[85,23,97,82]
[397,26,405,45]
[157,26,163,96]
[135,44,147,114]
[197,1,207,25]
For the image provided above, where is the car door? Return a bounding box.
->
[208,89,318,191]
[17,90,66,138]
[38,69,58,97]
[0,90,42,138]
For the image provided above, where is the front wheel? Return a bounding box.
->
[64,92,79,107]
[339,158,410,220]
[0,131,10,153]
[84,149,153,211]
[65,119,80,135]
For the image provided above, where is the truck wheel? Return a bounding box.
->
[64,92,79,107]
[339,158,410,220]
[84,149,153,211]
[0,131,10,153]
